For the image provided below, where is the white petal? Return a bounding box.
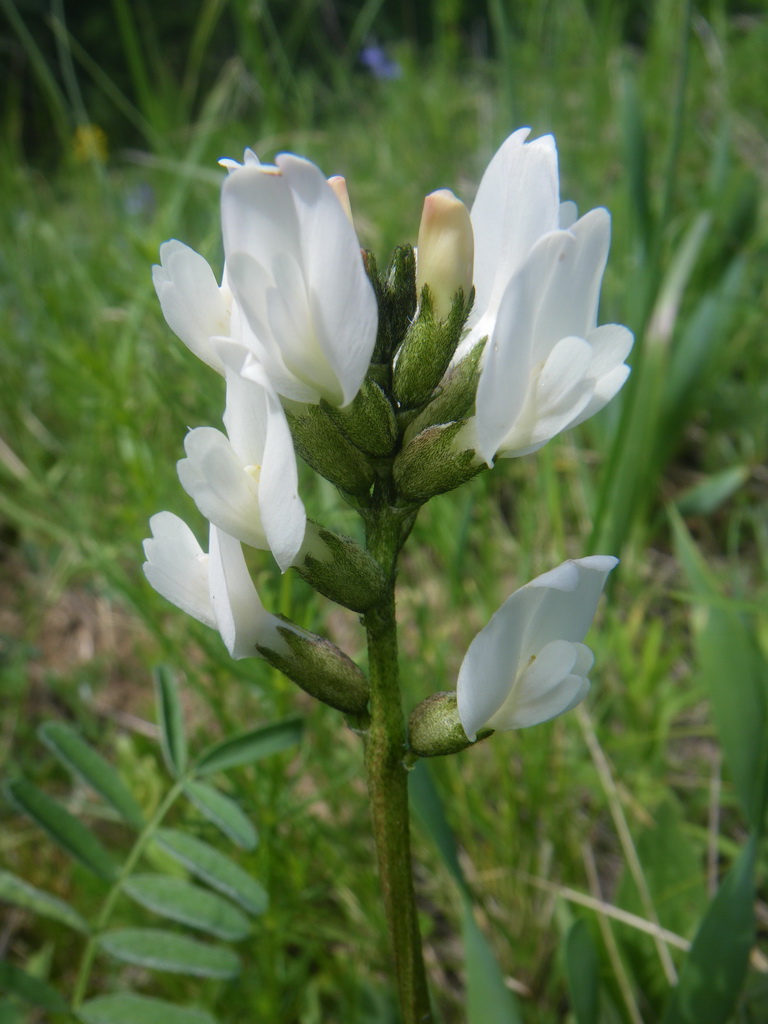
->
[208,526,281,659]
[209,345,306,571]
[526,335,595,444]
[470,129,560,328]
[142,512,215,627]
[219,148,261,172]
[456,585,538,740]
[521,556,617,655]
[485,638,590,730]
[277,155,378,407]
[456,557,615,738]
[567,324,634,427]
[177,427,268,551]
[249,373,307,573]
[473,269,535,465]
[474,231,572,463]
[222,165,302,276]
[152,241,231,373]
[225,255,319,404]
[559,200,578,228]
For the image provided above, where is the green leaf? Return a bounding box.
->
[0,962,70,1014]
[410,763,523,1024]
[4,779,115,882]
[565,919,600,1024]
[183,780,258,850]
[122,874,250,941]
[154,667,187,777]
[78,992,218,1024]
[462,897,524,1024]
[663,836,757,1024]
[0,869,89,933]
[194,717,303,776]
[98,928,240,978]
[154,828,268,915]
[671,509,768,830]
[38,722,144,828]
[408,759,465,890]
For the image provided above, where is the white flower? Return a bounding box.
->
[455,128,633,463]
[151,240,232,375]
[221,154,378,407]
[176,342,306,572]
[457,556,617,740]
[142,512,286,659]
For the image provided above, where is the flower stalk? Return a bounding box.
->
[362,495,432,1023]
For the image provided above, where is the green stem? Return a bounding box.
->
[71,777,186,1009]
[363,500,431,1023]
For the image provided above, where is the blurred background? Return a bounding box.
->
[1,0,767,1021]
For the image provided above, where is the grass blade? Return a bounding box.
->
[671,509,768,830]
[4,779,115,882]
[410,762,524,1023]
[39,722,144,828]
[565,919,601,1024]
[663,835,757,1024]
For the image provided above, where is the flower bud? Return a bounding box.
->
[391,288,472,410]
[257,623,369,714]
[294,522,387,612]
[408,692,491,757]
[285,403,374,498]
[323,379,398,457]
[393,421,483,504]
[416,189,474,321]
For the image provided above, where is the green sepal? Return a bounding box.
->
[393,286,473,410]
[257,626,369,715]
[394,420,483,504]
[285,403,374,498]
[294,525,387,612]
[369,245,418,363]
[403,338,486,446]
[322,379,398,457]
[408,692,492,757]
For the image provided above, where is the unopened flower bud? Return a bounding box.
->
[408,692,490,757]
[393,421,483,504]
[257,623,369,714]
[416,189,474,321]
[294,522,387,612]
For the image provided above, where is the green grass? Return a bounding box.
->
[1,0,768,1021]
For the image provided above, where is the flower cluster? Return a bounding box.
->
[144,130,630,747]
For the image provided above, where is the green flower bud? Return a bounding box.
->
[402,338,486,446]
[322,379,398,457]
[286,402,374,498]
[392,286,473,410]
[294,522,387,612]
[368,245,418,364]
[257,623,369,714]
[408,691,491,757]
[393,420,484,504]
